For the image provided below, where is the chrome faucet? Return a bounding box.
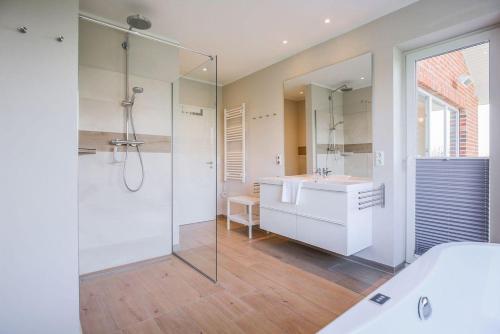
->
[315,168,332,178]
[322,168,332,176]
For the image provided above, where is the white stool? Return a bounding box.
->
[227,195,260,239]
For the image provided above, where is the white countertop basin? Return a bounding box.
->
[258,175,373,192]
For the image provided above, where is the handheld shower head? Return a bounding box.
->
[126,87,144,105]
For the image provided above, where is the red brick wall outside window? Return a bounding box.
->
[417,50,479,156]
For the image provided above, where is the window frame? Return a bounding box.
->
[417,88,459,158]
[405,27,499,264]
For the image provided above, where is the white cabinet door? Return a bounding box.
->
[260,208,297,239]
[296,216,347,255]
[296,188,347,224]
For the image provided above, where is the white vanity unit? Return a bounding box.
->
[259,176,374,256]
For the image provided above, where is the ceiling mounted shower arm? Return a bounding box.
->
[331,84,353,94]
[78,14,214,60]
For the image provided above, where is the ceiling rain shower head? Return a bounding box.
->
[127,14,152,30]
[336,84,353,92]
[329,84,353,99]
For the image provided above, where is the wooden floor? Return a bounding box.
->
[80,219,391,334]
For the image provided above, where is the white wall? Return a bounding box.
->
[78,152,172,274]
[491,30,500,243]
[343,87,373,178]
[222,0,500,267]
[219,82,280,210]
[343,87,372,145]
[0,0,80,333]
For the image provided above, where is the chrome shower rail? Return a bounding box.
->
[358,184,385,210]
[78,14,214,60]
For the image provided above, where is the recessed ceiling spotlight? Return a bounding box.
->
[299,91,304,95]
[324,18,331,24]
[360,77,365,80]
[202,67,207,72]
[282,40,288,45]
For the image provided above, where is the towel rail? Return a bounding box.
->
[224,103,246,182]
[358,184,385,210]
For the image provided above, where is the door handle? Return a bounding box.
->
[206,161,213,165]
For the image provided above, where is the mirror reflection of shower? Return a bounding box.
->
[326,84,351,168]
[111,15,152,192]
[283,52,373,178]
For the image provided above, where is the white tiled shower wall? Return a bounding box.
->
[78,20,177,274]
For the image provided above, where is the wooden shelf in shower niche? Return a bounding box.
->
[78,130,171,153]
[78,147,96,155]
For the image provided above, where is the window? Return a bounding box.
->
[417,89,459,157]
[405,33,495,262]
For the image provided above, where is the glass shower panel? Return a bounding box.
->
[78,20,179,274]
[172,55,218,281]
[78,17,217,281]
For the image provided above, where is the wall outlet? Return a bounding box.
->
[276,153,282,165]
[375,151,384,166]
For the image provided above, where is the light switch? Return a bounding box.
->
[375,151,384,166]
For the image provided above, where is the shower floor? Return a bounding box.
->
[80,218,392,334]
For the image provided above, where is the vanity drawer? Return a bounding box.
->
[260,184,297,214]
[296,216,347,255]
[260,207,297,239]
[296,188,347,224]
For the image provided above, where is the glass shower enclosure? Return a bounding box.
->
[77,16,217,281]
[172,54,218,281]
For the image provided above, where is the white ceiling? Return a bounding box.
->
[284,53,372,100]
[80,0,417,85]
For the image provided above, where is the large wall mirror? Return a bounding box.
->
[283,53,373,178]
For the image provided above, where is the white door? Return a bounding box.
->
[173,105,216,225]
[405,28,500,263]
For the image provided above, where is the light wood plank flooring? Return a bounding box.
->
[80,219,391,334]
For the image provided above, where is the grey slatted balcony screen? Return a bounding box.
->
[415,158,489,255]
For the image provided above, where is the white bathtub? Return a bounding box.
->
[320,242,500,334]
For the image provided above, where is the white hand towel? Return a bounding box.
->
[281,179,303,205]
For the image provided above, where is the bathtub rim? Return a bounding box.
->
[319,242,500,333]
